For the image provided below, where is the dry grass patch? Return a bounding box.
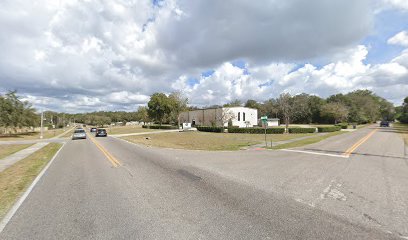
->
[0,144,33,160]
[122,131,314,151]
[0,143,62,219]
[392,123,408,145]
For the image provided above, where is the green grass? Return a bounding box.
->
[0,143,62,219]
[122,131,315,151]
[271,131,346,150]
[107,125,159,135]
[0,144,33,160]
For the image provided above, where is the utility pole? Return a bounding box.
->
[40,111,44,139]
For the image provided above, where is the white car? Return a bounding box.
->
[72,128,87,140]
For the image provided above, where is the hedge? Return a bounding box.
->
[196,126,224,133]
[142,125,178,129]
[335,123,348,129]
[317,126,341,132]
[288,127,316,133]
[228,127,285,134]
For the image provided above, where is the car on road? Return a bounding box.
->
[95,128,107,137]
[380,121,390,127]
[90,127,97,132]
[72,128,87,140]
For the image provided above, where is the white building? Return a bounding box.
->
[179,107,258,128]
[265,118,280,127]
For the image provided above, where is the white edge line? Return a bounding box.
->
[0,142,66,234]
[280,149,349,159]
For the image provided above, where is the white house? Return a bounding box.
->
[179,107,258,128]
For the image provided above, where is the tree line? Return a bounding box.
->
[1,90,407,131]
[0,91,39,133]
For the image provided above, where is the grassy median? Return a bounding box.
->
[271,131,346,150]
[122,131,315,151]
[0,143,62,219]
[0,144,33,160]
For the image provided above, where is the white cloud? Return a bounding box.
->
[388,31,408,47]
[177,45,408,105]
[0,0,406,111]
[384,0,408,10]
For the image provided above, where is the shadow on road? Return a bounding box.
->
[301,148,407,160]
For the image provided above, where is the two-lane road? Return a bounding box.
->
[0,126,406,239]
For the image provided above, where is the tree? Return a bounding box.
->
[147,93,171,125]
[291,94,312,124]
[320,102,349,124]
[136,106,150,125]
[0,91,39,133]
[223,99,242,107]
[397,97,408,123]
[277,93,294,131]
[308,95,325,123]
[168,91,188,126]
[244,99,260,110]
[216,108,235,127]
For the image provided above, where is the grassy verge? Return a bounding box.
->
[392,123,408,145]
[0,129,65,141]
[0,143,62,219]
[122,131,314,151]
[271,131,346,150]
[107,125,159,135]
[0,144,33,160]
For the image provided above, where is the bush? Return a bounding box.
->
[142,125,178,129]
[228,127,285,134]
[317,126,341,132]
[288,127,316,133]
[335,123,348,129]
[196,126,224,133]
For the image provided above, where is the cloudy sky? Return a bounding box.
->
[0,0,407,112]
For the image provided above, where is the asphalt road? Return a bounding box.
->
[0,125,407,239]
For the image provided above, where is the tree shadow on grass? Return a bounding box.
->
[0,132,37,139]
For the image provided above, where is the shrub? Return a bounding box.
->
[196,126,224,133]
[228,127,285,134]
[288,127,316,133]
[317,126,341,132]
[142,125,178,129]
[335,123,348,129]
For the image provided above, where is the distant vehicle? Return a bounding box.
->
[95,128,107,137]
[90,127,97,132]
[380,121,389,127]
[72,129,86,140]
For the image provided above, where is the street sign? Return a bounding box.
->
[261,116,268,120]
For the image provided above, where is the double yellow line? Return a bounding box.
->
[343,129,378,157]
[89,136,121,167]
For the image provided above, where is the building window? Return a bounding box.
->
[243,112,245,121]
[238,112,240,121]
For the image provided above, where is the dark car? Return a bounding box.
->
[95,128,107,137]
[380,121,389,127]
[72,128,86,140]
[90,127,97,132]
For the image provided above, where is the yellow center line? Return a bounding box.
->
[88,135,121,167]
[343,129,378,157]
